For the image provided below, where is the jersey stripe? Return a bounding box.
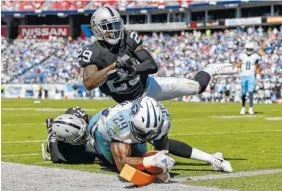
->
[151,100,157,127]
[53,121,81,130]
[146,101,150,128]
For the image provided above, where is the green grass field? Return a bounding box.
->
[1,99,282,190]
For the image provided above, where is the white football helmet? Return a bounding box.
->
[52,114,89,145]
[90,6,124,45]
[130,97,163,142]
[245,42,254,55]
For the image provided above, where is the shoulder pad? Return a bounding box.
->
[78,44,98,68]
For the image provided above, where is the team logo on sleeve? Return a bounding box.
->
[102,108,109,117]
[131,104,140,116]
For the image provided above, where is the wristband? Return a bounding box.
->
[143,156,155,168]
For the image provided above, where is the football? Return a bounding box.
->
[143,151,164,175]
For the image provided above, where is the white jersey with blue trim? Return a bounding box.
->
[239,53,260,77]
[89,101,171,144]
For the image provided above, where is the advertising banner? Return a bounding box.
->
[1,26,7,37]
[2,84,102,100]
[206,20,219,27]
[80,25,93,38]
[267,16,282,24]
[188,22,204,28]
[19,25,70,39]
[225,17,262,26]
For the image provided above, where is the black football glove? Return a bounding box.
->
[65,106,89,123]
[116,54,133,68]
[46,118,54,134]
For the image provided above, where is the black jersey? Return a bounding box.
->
[47,132,95,164]
[79,30,147,103]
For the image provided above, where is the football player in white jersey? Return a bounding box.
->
[44,97,233,177]
[236,42,261,115]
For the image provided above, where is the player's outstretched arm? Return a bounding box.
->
[131,45,158,75]
[83,64,115,90]
[110,142,145,172]
[111,142,174,173]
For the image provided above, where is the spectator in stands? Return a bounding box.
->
[1,26,281,103]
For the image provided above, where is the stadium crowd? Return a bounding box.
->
[1,0,196,12]
[1,26,282,103]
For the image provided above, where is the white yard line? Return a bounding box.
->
[2,123,45,126]
[174,169,282,182]
[1,153,39,158]
[2,140,46,144]
[2,114,42,116]
[2,108,97,112]
[2,129,282,144]
[169,129,282,136]
[210,115,258,119]
[265,117,282,121]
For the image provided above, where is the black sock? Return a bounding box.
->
[249,92,254,107]
[168,139,192,158]
[242,95,246,107]
[194,71,211,94]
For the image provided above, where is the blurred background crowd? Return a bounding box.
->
[2,26,282,103]
[1,0,196,12]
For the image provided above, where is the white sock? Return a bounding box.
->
[190,148,212,163]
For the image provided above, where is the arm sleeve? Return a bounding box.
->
[151,135,169,150]
[133,49,158,75]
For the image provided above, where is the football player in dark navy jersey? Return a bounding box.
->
[79,6,238,103]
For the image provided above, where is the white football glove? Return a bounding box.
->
[143,150,175,173]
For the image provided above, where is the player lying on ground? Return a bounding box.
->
[236,42,262,115]
[42,97,233,175]
[79,6,238,103]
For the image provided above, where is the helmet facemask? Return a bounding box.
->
[91,15,124,45]
[130,121,161,142]
[245,48,254,55]
[72,122,90,145]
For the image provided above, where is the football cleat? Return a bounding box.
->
[205,63,238,76]
[240,107,246,115]
[210,155,233,173]
[248,107,254,115]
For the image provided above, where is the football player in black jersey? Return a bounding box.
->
[79,6,238,103]
[41,107,109,164]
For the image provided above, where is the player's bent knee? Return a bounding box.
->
[194,71,211,94]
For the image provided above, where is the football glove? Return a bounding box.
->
[115,54,137,76]
[46,118,54,134]
[143,150,175,173]
[116,54,134,69]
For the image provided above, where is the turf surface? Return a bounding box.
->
[189,173,282,191]
[1,99,282,190]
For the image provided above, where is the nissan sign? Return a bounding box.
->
[19,25,70,39]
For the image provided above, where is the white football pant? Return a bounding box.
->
[144,77,200,101]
